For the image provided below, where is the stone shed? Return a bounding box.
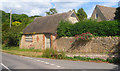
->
[20,10,79,49]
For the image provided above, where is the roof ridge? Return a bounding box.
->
[34,11,72,20]
[96,5,116,20]
[96,5,116,9]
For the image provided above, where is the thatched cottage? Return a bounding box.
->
[20,10,79,49]
[91,5,116,21]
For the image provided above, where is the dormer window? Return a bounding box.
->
[71,13,76,17]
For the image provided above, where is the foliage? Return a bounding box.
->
[57,20,73,37]
[76,8,87,21]
[106,58,120,64]
[114,7,120,20]
[57,51,66,59]
[75,32,93,41]
[42,48,58,58]
[12,21,22,26]
[2,24,26,47]
[46,8,57,15]
[30,15,42,18]
[73,56,106,61]
[42,48,66,59]
[12,14,29,24]
[64,56,107,62]
[2,10,40,47]
[57,20,120,37]
[0,10,10,24]
[2,46,42,52]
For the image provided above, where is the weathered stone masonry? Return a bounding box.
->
[20,34,56,49]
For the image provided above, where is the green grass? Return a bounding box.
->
[64,56,107,62]
[2,46,42,52]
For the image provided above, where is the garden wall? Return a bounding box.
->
[56,37,120,54]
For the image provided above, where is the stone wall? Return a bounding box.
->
[20,34,44,49]
[20,34,56,49]
[56,37,120,54]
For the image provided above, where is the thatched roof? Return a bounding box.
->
[96,5,116,20]
[23,10,78,34]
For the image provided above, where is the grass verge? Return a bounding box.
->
[2,47,42,57]
[2,47,120,64]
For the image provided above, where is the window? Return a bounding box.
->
[71,13,76,17]
[95,13,98,19]
[25,35,33,42]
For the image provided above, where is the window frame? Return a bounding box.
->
[95,13,98,19]
[25,34,33,42]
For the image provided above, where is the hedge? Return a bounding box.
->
[57,20,120,37]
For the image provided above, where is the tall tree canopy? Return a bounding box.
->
[114,7,120,20]
[46,8,57,15]
[76,8,87,21]
[1,10,38,47]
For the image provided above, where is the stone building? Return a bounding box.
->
[20,10,79,49]
[91,5,116,21]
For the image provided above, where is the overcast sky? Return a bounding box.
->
[0,0,120,18]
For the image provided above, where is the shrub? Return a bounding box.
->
[57,20,120,37]
[12,21,22,26]
[57,51,66,59]
[106,58,120,64]
[75,32,93,41]
[57,21,73,37]
[2,24,26,47]
[42,48,66,59]
[64,56,73,60]
[42,48,58,58]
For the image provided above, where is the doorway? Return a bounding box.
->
[45,34,51,48]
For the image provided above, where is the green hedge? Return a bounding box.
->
[57,20,120,37]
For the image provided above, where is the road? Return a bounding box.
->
[1,52,120,71]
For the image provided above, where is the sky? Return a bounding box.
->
[0,0,120,18]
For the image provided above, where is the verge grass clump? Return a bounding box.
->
[42,48,58,58]
[42,48,66,59]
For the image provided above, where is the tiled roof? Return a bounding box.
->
[96,5,116,20]
[23,11,76,34]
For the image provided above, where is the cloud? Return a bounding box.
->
[52,1,90,13]
[51,0,119,2]
[1,0,50,2]
[1,1,52,16]
[100,2,118,7]
[1,0,119,17]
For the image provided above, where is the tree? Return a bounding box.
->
[30,15,42,18]
[114,7,120,20]
[76,8,87,21]
[12,14,29,24]
[46,8,57,15]
[12,21,22,26]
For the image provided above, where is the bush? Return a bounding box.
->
[57,20,120,37]
[12,21,22,26]
[106,58,120,64]
[42,48,58,58]
[42,48,66,59]
[57,21,73,37]
[2,24,26,47]
[75,32,93,41]
[64,56,73,60]
[57,51,66,59]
